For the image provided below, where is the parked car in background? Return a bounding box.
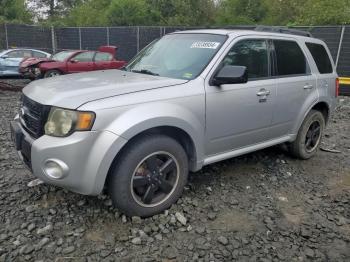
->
[0,49,50,77]
[19,46,127,79]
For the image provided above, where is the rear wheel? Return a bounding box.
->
[44,69,61,78]
[289,110,325,159]
[108,134,188,217]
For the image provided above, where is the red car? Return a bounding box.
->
[19,46,127,79]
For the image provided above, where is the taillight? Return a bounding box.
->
[335,78,339,97]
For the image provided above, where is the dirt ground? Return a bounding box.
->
[0,79,349,262]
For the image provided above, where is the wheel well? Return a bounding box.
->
[108,126,197,176]
[312,102,330,123]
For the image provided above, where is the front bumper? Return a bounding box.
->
[19,67,40,79]
[11,119,128,195]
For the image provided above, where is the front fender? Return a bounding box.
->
[105,102,205,169]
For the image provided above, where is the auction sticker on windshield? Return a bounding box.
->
[190,42,221,49]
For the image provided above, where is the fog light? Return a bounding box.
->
[43,159,69,179]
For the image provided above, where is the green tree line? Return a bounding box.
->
[1,0,350,26]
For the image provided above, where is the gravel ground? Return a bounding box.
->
[0,80,349,262]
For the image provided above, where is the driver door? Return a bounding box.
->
[67,51,95,73]
[205,38,276,156]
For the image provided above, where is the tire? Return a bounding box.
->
[44,69,61,78]
[108,134,188,217]
[289,110,325,159]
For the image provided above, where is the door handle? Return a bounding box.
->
[303,84,313,90]
[256,89,270,96]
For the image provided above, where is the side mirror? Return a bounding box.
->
[211,65,248,86]
[1,55,9,59]
[70,59,78,63]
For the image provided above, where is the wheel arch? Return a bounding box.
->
[293,100,331,137]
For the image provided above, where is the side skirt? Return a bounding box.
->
[203,135,292,166]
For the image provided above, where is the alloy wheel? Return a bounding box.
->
[305,120,321,152]
[130,151,180,207]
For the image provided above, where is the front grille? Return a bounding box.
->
[20,95,50,138]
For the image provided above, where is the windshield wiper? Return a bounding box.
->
[131,69,159,76]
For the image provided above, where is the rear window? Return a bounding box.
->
[306,43,333,74]
[273,40,308,76]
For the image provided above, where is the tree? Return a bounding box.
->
[296,0,350,25]
[106,0,151,26]
[0,0,32,23]
[216,0,267,25]
[63,0,110,26]
[27,0,82,21]
[262,0,305,26]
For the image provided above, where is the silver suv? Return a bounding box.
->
[11,28,338,217]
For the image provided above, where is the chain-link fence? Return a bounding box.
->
[0,23,349,76]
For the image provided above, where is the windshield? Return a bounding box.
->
[51,51,75,62]
[126,33,227,80]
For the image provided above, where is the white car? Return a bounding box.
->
[0,49,51,77]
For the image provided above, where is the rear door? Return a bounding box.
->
[270,38,317,137]
[94,52,114,70]
[304,42,337,99]
[67,51,95,73]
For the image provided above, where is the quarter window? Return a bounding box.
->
[306,43,333,74]
[273,40,308,76]
[222,39,269,79]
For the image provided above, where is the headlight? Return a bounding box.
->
[44,107,95,137]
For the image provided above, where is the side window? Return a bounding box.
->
[222,39,269,79]
[22,50,32,58]
[305,43,333,74]
[95,52,113,62]
[33,51,48,58]
[72,52,95,62]
[273,40,308,76]
[7,50,24,58]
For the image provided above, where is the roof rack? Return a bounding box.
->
[255,26,313,38]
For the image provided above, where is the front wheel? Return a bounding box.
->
[289,110,325,159]
[44,69,61,78]
[108,134,188,217]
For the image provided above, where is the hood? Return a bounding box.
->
[23,69,188,109]
[20,57,52,68]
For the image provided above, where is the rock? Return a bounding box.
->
[121,215,127,223]
[175,212,187,226]
[104,199,112,207]
[217,236,229,246]
[62,246,75,254]
[131,237,142,245]
[305,248,315,258]
[37,238,50,249]
[100,250,111,258]
[25,205,37,213]
[131,216,142,224]
[195,227,206,234]
[27,223,36,232]
[20,245,34,255]
[37,225,53,235]
[0,234,8,241]
[208,212,217,220]
[162,246,178,259]
[155,234,163,241]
